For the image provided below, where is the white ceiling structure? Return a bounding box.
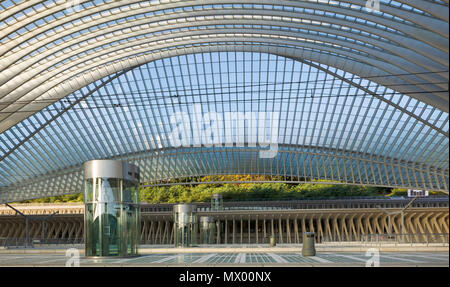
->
[0,0,448,202]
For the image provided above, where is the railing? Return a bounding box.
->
[0,237,28,248]
[360,233,449,245]
[320,233,449,246]
[0,237,83,249]
[141,196,449,212]
[1,234,448,248]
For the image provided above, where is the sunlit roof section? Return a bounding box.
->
[0,0,448,202]
[1,51,448,202]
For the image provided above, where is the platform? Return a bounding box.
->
[0,250,447,267]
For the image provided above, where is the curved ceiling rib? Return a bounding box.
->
[0,31,444,111]
[0,0,448,134]
[1,6,446,67]
[1,15,445,76]
[1,50,448,200]
[0,1,448,202]
[0,34,443,126]
[1,144,446,203]
[300,59,448,137]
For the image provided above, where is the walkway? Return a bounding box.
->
[0,251,447,267]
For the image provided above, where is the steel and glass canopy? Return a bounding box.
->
[0,0,448,202]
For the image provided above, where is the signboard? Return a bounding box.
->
[407,189,429,197]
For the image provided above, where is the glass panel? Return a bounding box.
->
[84,176,139,257]
[200,218,216,244]
[174,205,198,247]
[84,178,93,202]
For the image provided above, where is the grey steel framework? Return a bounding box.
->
[0,0,448,203]
[0,203,448,245]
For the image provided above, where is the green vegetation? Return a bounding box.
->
[16,175,447,204]
[139,182,390,203]
[19,193,84,203]
[22,184,446,204]
[18,175,393,203]
[387,188,409,197]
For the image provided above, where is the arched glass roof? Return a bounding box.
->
[0,0,448,202]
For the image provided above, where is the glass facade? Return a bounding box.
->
[211,194,224,211]
[173,204,198,247]
[1,51,447,204]
[84,161,140,257]
[1,0,449,203]
[200,216,216,244]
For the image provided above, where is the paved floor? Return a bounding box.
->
[0,251,447,266]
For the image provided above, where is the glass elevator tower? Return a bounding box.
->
[173,204,198,247]
[83,160,140,257]
[211,193,223,211]
[200,216,216,244]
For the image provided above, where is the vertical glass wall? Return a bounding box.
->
[211,194,223,211]
[84,160,140,257]
[200,216,216,244]
[173,204,198,247]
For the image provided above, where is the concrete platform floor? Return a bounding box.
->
[0,250,447,267]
